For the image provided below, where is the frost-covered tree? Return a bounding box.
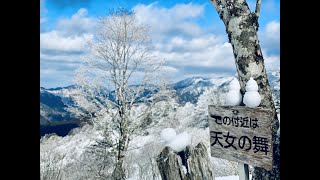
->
[77,130,115,180]
[208,0,280,179]
[40,149,64,180]
[67,9,170,180]
[194,87,226,128]
[148,98,180,130]
[124,142,163,180]
[271,68,280,116]
[40,125,103,180]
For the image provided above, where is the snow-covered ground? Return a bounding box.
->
[40,71,279,179]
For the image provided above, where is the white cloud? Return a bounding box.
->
[57,8,98,36]
[40,18,47,24]
[153,39,235,69]
[41,3,279,88]
[133,3,204,39]
[162,66,179,74]
[133,3,236,77]
[40,8,97,54]
[184,72,232,79]
[40,68,75,88]
[154,34,224,52]
[40,8,97,88]
[265,0,278,12]
[265,20,280,40]
[40,0,48,24]
[263,21,280,71]
[40,30,93,52]
[259,20,280,56]
[40,51,84,62]
[171,3,204,19]
[264,54,280,72]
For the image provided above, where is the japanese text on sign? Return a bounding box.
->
[210,131,269,155]
[208,106,274,170]
[211,115,259,129]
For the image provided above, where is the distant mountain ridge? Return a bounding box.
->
[40,71,278,124]
[40,88,76,124]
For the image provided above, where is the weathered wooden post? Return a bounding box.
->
[238,163,249,180]
[208,106,274,179]
[157,142,215,180]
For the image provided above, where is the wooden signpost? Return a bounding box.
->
[208,105,274,171]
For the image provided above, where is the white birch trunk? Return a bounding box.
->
[208,0,280,179]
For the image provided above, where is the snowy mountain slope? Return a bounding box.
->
[40,89,67,111]
[40,90,75,123]
[40,71,279,179]
[46,85,79,97]
[170,76,230,104]
[40,117,240,179]
[40,71,278,123]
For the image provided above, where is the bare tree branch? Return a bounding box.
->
[67,9,169,180]
[255,0,261,19]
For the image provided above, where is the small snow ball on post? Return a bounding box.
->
[166,132,191,152]
[160,128,177,143]
[157,129,214,180]
[225,77,242,106]
[160,128,191,152]
[243,77,261,108]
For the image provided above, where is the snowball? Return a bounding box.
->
[229,78,241,90]
[243,77,261,107]
[225,91,242,106]
[167,132,191,152]
[225,78,242,106]
[245,77,258,92]
[243,92,261,108]
[160,128,177,143]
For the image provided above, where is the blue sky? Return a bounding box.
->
[40,0,280,88]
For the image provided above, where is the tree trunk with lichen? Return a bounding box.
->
[112,116,130,180]
[157,142,214,180]
[208,0,280,179]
